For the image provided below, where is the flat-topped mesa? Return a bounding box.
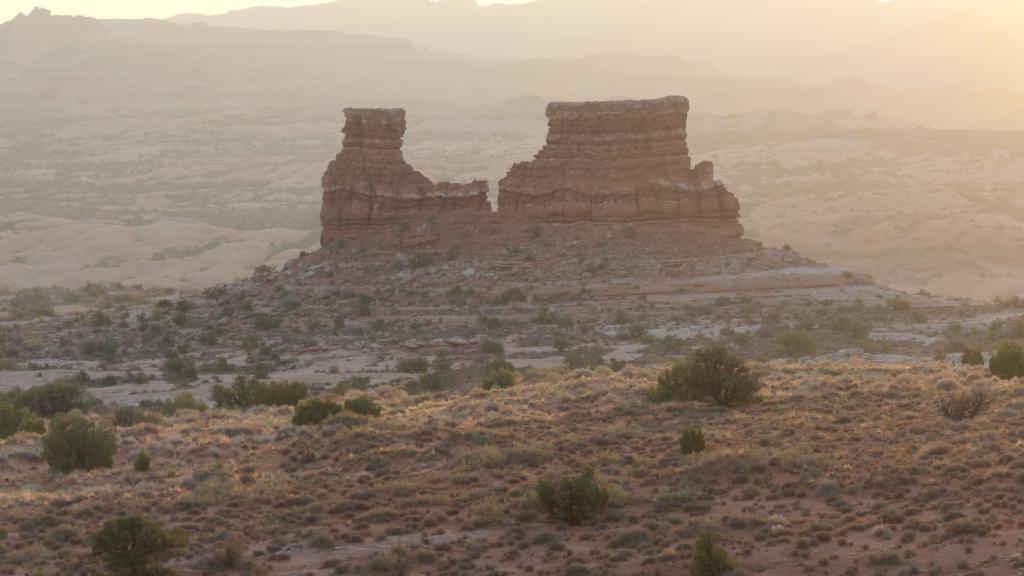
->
[320,108,489,243]
[497,96,741,230]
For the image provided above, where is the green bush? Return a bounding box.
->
[160,354,197,384]
[92,515,186,576]
[133,450,151,472]
[649,345,760,406]
[344,395,382,417]
[679,427,706,455]
[990,343,1024,380]
[0,402,20,438]
[481,359,516,390]
[42,412,117,474]
[2,380,94,417]
[536,469,609,525]
[961,348,984,366]
[292,398,343,426]
[211,377,307,409]
[689,530,735,576]
[16,408,45,434]
[774,331,816,358]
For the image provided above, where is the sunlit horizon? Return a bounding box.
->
[1,0,536,23]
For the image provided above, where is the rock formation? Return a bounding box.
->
[320,108,489,243]
[497,96,741,230]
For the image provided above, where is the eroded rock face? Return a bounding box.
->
[320,108,489,243]
[497,96,741,229]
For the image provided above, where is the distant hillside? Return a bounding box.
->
[169,0,1024,94]
[0,7,1012,129]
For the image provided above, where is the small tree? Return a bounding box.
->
[42,412,117,474]
[989,343,1024,380]
[679,427,707,455]
[689,530,735,576]
[649,346,760,406]
[481,359,517,390]
[536,469,609,525]
[292,398,343,426]
[92,515,186,576]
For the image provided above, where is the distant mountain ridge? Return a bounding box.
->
[168,0,1024,93]
[0,7,1020,129]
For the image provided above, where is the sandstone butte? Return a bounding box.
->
[320,96,743,243]
[320,107,490,244]
[498,96,741,231]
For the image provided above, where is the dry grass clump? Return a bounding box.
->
[939,387,989,420]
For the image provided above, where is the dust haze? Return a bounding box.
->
[2,2,1024,575]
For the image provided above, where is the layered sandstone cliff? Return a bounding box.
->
[320,108,489,243]
[497,96,741,229]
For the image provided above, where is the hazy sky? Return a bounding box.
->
[2,0,533,22]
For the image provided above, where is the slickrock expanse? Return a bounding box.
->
[321,109,489,243]
[499,97,741,231]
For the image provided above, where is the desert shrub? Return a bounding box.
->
[211,377,307,409]
[679,427,707,455]
[16,408,45,434]
[481,359,516,390]
[888,297,911,312]
[79,338,120,363]
[335,375,371,392]
[479,339,505,356]
[113,406,164,427]
[0,404,41,439]
[133,450,151,472]
[0,402,20,438]
[689,530,735,576]
[940,388,989,421]
[160,354,197,384]
[7,288,54,319]
[4,380,94,417]
[536,469,609,525]
[92,515,186,576]
[961,348,984,366]
[200,357,236,374]
[989,343,1024,380]
[774,331,816,358]
[649,345,760,406]
[42,412,117,474]
[564,347,607,370]
[344,395,382,417]
[159,392,208,416]
[397,357,430,374]
[292,398,343,426]
[829,317,870,339]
